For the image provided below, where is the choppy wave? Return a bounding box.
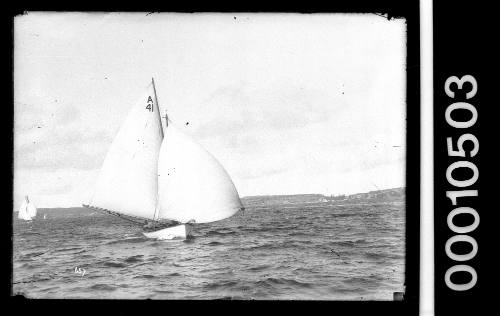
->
[13,202,405,300]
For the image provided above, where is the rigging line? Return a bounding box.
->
[151,77,163,222]
[151,77,166,134]
[84,205,145,225]
[151,199,158,222]
[151,174,160,223]
[106,210,145,225]
[151,77,164,223]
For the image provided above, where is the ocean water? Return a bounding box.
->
[12,200,405,300]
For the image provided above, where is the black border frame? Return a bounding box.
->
[432,1,493,315]
[5,2,420,315]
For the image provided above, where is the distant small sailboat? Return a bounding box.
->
[83,78,244,240]
[43,214,47,220]
[18,195,37,221]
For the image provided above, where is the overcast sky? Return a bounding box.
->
[14,12,406,209]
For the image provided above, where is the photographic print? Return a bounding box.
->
[13,12,408,300]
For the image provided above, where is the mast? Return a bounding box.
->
[151,77,167,135]
[151,77,164,223]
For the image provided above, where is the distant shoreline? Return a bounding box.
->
[242,187,404,207]
[242,187,405,200]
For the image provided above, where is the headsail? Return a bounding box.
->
[88,81,163,220]
[157,122,243,224]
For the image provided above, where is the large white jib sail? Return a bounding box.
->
[86,79,243,224]
[157,122,243,223]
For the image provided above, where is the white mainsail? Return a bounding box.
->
[18,200,31,221]
[87,78,243,229]
[89,82,163,220]
[157,122,243,223]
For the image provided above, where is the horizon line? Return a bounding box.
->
[23,186,405,210]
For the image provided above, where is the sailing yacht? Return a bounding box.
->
[18,195,37,221]
[83,78,244,240]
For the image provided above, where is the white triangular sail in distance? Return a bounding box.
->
[27,201,37,218]
[88,82,164,220]
[157,122,243,224]
[18,200,31,221]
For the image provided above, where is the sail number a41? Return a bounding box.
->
[146,96,154,112]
